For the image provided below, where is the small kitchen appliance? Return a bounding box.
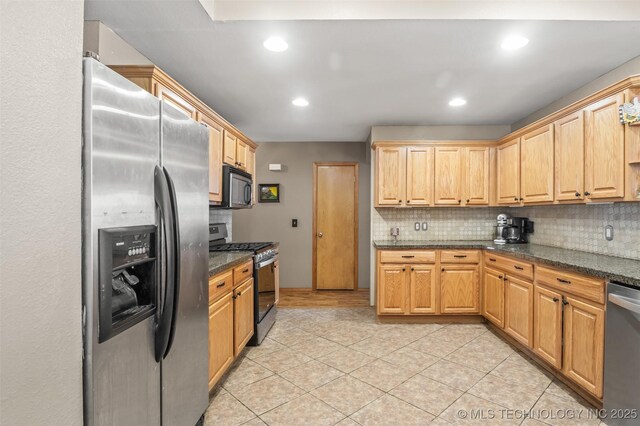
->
[494,214,534,244]
[494,214,509,244]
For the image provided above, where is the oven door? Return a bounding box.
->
[229,172,252,208]
[255,255,277,322]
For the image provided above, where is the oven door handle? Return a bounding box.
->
[255,256,277,269]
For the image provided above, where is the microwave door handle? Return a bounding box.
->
[154,166,176,362]
[244,184,251,205]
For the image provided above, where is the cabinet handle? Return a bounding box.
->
[562,298,569,306]
[242,268,249,273]
[514,265,524,270]
[454,255,467,258]
[557,278,571,284]
[575,192,581,197]
[216,282,226,288]
[401,255,415,258]
[514,197,518,201]
[553,297,559,302]
[488,258,496,262]
[237,291,242,297]
[584,191,591,197]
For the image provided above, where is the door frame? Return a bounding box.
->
[312,162,359,290]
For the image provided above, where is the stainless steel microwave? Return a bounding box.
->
[221,165,252,209]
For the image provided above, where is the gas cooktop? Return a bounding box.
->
[209,242,272,253]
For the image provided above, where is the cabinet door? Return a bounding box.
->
[246,147,256,205]
[378,265,407,314]
[409,265,437,314]
[223,130,237,166]
[465,147,490,205]
[497,138,521,204]
[199,114,224,204]
[440,264,479,314]
[209,292,234,390]
[533,285,563,369]
[376,147,406,206]
[234,278,255,356]
[555,111,585,202]
[521,124,554,204]
[156,83,197,119]
[406,147,434,206]
[504,275,534,348]
[434,147,463,205]
[585,93,625,200]
[482,267,504,328]
[236,139,248,170]
[563,296,605,398]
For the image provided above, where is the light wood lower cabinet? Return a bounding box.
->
[208,292,234,390]
[409,265,437,314]
[440,264,480,314]
[533,285,563,369]
[234,278,255,356]
[563,295,605,398]
[378,264,408,314]
[504,275,534,348]
[482,267,505,328]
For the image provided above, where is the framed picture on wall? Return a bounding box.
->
[258,184,280,203]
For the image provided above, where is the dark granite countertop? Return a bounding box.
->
[208,252,254,277]
[373,240,640,288]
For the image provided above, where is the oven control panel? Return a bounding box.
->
[256,248,278,263]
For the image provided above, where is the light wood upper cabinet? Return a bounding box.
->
[434,147,463,205]
[209,292,234,390]
[464,146,490,205]
[376,147,406,206]
[378,264,407,314]
[406,147,434,206]
[555,111,585,202]
[233,278,254,356]
[223,131,237,166]
[533,285,563,369]
[409,265,437,314]
[563,296,605,398]
[585,93,625,200]
[497,138,521,204]
[236,139,249,171]
[482,267,504,328]
[199,114,224,204]
[440,264,479,314]
[157,83,197,119]
[521,124,554,204]
[504,275,534,348]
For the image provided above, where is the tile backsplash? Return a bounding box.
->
[373,203,640,260]
[209,208,232,241]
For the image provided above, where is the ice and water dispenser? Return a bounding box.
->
[98,225,157,342]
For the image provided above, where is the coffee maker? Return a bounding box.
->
[494,214,534,244]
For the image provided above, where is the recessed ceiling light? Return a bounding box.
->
[292,97,309,107]
[501,35,529,51]
[449,97,467,107]
[263,36,288,52]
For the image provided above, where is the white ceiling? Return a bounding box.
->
[85,1,640,142]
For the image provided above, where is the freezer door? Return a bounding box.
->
[82,58,161,426]
[160,102,210,425]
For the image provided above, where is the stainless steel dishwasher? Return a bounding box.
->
[604,282,640,424]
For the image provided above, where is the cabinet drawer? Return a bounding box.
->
[234,260,254,285]
[209,269,233,302]
[379,250,436,264]
[441,250,481,264]
[535,266,605,304]
[484,252,534,280]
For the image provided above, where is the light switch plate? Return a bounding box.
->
[422,222,428,231]
[605,225,614,241]
[414,222,421,231]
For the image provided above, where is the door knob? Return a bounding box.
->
[317,232,323,238]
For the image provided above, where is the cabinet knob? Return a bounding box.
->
[553,297,559,302]
[441,268,445,272]
[562,298,569,306]
[466,199,470,203]
[317,232,323,238]
[514,197,518,201]
[411,267,414,271]
[499,275,503,279]
[398,200,402,203]
[407,200,411,203]
[584,191,591,197]
[402,267,406,271]
[575,192,581,197]
[519,198,524,202]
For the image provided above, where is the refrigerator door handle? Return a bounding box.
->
[162,166,181,358]
[154,165,177,362]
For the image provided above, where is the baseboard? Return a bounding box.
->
[377,314,484,323]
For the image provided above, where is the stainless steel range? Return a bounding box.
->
[208,223,278,345]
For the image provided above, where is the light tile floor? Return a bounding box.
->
[205,307,606,426]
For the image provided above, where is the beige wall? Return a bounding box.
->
[0,0,84,424]
[233,142,371,288]
[512,54,640,130]
[83,20,152,65]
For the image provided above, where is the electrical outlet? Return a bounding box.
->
[422,222,428,231]
[414,222,421,231]
[605,225,614,241]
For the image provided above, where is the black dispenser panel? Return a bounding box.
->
[98,225,157,343]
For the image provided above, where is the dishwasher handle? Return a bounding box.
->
[609,293,640,315]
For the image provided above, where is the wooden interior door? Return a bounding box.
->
[434,147,462,205]
[563,296,605,397]
[497,138,521,204]
[585,93,626,200]
[504,275,534,348]
[464,146,490,205]
[555,111,585,202]
[521,124,554,204]
[439,264,479,314]
[533,285,563,369]
[376,147,406,206]
[482,267,504,327]
[377,265,407,314]
[199,114,224,204]
[409,265,437,314]
[314,163,358,290]
[406,147,434,206]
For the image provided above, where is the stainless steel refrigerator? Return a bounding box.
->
[82,58,209,426]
